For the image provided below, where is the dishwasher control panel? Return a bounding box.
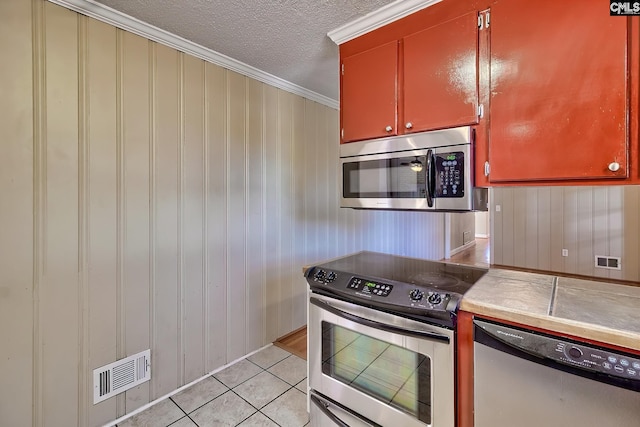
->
[474,319,640,382]
[555,342,640,380]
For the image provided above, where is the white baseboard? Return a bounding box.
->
[475,233,489,238]
[449,240,476,257]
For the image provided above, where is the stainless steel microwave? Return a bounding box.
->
[340,126,488,211]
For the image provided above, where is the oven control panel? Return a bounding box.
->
[346,277,393,297]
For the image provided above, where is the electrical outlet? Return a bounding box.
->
[562,249,568,257]
[495,205,501,212]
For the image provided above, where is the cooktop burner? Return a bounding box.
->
[408,272,462,289]
[305,251,488,328]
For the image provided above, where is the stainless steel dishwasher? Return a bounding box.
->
[473,319,640,427]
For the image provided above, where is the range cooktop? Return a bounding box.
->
[305,251,488,328]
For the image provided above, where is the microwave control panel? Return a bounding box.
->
[435,152,464,198]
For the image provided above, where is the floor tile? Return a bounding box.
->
[295,378,307,393]
[268,355,307,386]
[236,412,280,426]
[168,416,198,427]
[214,358,264,388]
[247,345,290,369]
[261,388,309,427]
[234,371,290,409]
[118,398,184,427]
[171,376,229,413]
[190,391,256,426]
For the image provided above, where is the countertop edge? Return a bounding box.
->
[461,299,640,353]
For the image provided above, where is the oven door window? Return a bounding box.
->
[322,322,431,424]
[343,156,427,198]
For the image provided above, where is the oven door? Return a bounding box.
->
[308,293,455,427]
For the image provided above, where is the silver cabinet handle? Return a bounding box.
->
[608,162,621,172]
[385,125,393,132]
[405,122,413,129]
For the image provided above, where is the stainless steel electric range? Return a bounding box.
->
[305,251,488,427]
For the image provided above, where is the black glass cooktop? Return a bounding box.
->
[315,251,488,296]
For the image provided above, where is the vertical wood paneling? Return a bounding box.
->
[491,189,502,264]
[278,91,293,337]
[0,1,33,425]
[491,186,640,281]
[303,99,319,266]
[576,188,594,276]
[205,63,227,371]
[153,44,180,397]
[291,94,307,329]
[536,188,551,271]
[226,71,247,360]
[42,4,79,426]
[84,17,118,426]
[246,78,265,350]
[501,188,515,266]
[318,106,331,261]
[562,188,578,274]
[121,30,151,412]
[182,54,205,383]
[264,85,280,343]
[524,188,538,268]
[31,1,45,424]
[623,187,640,281]
[608,188,624,280]
[9,6,464,425]
[592,187,609,279]
[549,187,564,273]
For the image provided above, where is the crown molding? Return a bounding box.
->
[328,0,442,45]
[46,0,339,109]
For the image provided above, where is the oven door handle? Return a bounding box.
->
[310,297,450,344]
[310,392,381,427]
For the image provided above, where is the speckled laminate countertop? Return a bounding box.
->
[460,269,640,352]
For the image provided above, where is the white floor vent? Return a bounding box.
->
[93,349,151,404]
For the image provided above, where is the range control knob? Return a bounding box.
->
[409,289,424,302]
[326,272,337,282]
[314,269,326,281]
[567,347,583,359]
[428,293,443,305]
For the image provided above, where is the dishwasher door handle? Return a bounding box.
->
[310,297,450,344]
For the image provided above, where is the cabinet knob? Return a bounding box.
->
[385,125,393,132]
[608,162,621,172]
[405,122,413,129]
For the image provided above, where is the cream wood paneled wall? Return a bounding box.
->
[491,186,640,282]
[0,1,447,426]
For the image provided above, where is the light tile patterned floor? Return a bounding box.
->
[118,346,309,427]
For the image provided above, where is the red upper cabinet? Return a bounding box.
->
[488,0,629,182]
[341,41,398,143]
[403,11,479,133]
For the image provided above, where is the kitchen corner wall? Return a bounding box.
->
[0,1,446,426]
[491,186,640,282]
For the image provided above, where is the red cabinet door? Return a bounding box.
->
[341,41,398,143]
[403,11,479,133]
[489,0,628,182]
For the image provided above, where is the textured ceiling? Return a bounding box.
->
[93,0,397,102]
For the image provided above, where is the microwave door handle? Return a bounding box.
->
[426,149,434,208]
[310,297,450,344]
[309,392,382,427]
